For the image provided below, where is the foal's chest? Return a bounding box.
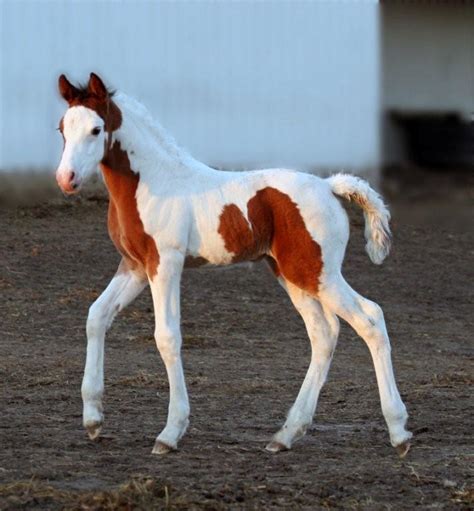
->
[102,165,159,277]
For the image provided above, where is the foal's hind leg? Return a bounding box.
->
[319,275,412,456]
[267,280,340,452]
[82,259,146,439]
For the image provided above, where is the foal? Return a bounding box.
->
[56,73,412,456]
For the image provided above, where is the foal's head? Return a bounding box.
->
[56,73,121,194]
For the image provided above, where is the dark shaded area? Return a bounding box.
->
[0,169,472,509]
[391,112,474,169]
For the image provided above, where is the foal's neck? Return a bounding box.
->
[100,93,222,202]
[114,94,216,179]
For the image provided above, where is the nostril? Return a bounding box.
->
[57,170,79,193]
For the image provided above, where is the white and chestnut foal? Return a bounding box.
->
[56,73,412,456]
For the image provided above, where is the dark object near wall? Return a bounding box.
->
[392,112,474,169]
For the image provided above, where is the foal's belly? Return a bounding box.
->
[186,211,269,267]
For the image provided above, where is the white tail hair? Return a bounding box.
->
[327,173,392,264]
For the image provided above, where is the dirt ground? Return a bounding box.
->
[0,168,472,510]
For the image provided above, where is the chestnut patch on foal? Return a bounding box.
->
[59,75,158,278]
[218,187,323,295]
[218,203,266,261]
[101,141,159,278]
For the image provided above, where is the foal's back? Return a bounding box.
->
[139,166,348,284]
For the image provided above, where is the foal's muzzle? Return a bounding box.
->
[57,170,80,195]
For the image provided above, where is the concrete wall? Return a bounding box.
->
[0,0,380,178]
[382,2,474,164]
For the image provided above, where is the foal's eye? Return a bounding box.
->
[91,127,101,136]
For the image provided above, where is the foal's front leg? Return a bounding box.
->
[148,250,189,454]
[82,260,146,439]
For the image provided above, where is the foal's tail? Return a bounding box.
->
[327,173,392,264]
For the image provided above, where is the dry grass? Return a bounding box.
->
[431,372,474,387]
[182,334,218,349]
[0,477,207,510]
[112,371,211,390]
[112,370,159,388]
[451,486,474,507]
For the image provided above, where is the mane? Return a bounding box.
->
[114,92,185,159]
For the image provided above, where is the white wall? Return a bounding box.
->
[382,3,474,164]
[1,0,380,176]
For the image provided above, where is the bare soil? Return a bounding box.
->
[0,168,472,510]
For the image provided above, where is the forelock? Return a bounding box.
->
[70,82,116,102]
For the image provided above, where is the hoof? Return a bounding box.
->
[85,421,102,441]
[265,441,289,453]
[152,440,175,455]
[395,440,411,458]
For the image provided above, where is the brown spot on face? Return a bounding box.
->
[218,187,323,295]
[58,73,122,133]
[58,74,159,279]
[69,95,122,133]
[101,140,159,279]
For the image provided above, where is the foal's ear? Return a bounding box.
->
[58,74,80,103]
[88,73,108,101]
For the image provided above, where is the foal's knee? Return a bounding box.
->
[86,301,109,338]
[307,310,339,360]
[154,327,181,365]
